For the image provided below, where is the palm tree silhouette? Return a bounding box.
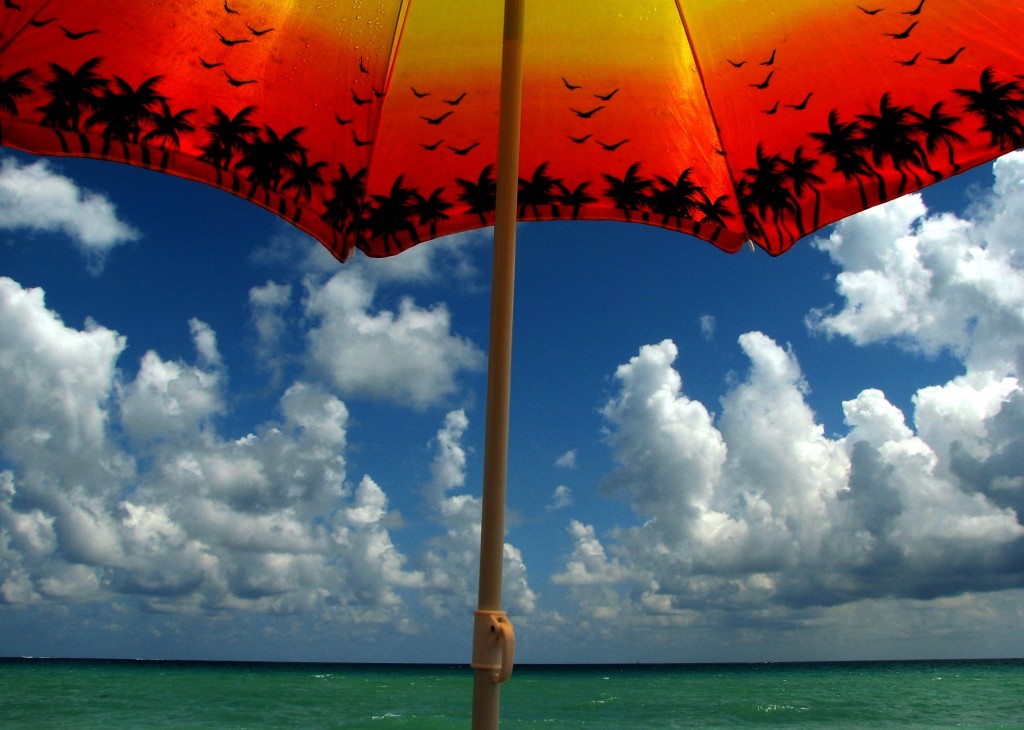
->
[779,146,824,236]
[0,68,32,145]
[281,149,327,222]
[322,163,367,235]
[955,68,1024,150]
[857,93,930,197]
[649,168,702,228]
[85,75,166,161]
[413,187,453,237]
[37,57,108,153]
[692,192,735,243]
[199,105,258,187]
[810,110,876,209]
[741,144,796,245]
[457,164,497,225]
[366,175,420,254]
[237,124,307,203]
[518,161,563,218]
[912,101,967,176]
[142,99,195,169]
[555,181,597,219]
[602,162,652,221]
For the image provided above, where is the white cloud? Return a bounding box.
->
[700,314,715,340]
[304,271,484,409]
[555,449,577,469]
[546,485,572,511]
[809,151,1024,374]
[0,156,138,271]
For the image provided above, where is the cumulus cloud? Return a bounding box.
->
[0,156,138,271]
[304,271,484,409]
[555,450,577,469]
[568,332,1023,626]
[546,485,573,511]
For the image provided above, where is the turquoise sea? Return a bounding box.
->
[1,658,1021,728]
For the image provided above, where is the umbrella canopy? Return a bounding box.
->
[2,1,1023,727]
[1,1,1021,259]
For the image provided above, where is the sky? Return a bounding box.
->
[0,146,1023,665]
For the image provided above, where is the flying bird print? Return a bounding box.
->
[858,6,883,14]
[334,114,352,125]
[216,30,250,46]
[727,59,747,68]
[352,131,371,147]
[223,0,238,14]
[596,139,628,151]
[224,71,256,87]
[762,101,780,115]
[420,139,443,150]
[561,77,581,90]
[443,92,468,106]
[594,89,619,101]
[247,24,274,36]
[785,92,813,110]
[448,142,480,155]
[897,52,922,65]
[411,87,430,98]
[59,25,99,40]
[884,21,918,39]
[760,49,777,66]
[903,0,926,16]
[421,111,454,125]
[570,106,604,118]
[199,57,224,69]
[28,17,56,27]
[4,0,22,10]
[931,47,965,64]
[568,134,592,144]
[749,70,774,89]
[351,90,371,106]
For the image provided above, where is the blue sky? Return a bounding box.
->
[1,147,1022,665]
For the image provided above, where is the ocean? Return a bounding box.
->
[1,657,1021,728]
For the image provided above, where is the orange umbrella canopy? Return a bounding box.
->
[0,0,1022,260]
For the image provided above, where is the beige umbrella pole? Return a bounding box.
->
[471,0,524,727]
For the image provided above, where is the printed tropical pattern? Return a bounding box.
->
[0,1,1022,259]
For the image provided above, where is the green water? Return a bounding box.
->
[1,658,1021,728]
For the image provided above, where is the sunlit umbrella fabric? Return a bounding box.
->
[1,1,1022,260]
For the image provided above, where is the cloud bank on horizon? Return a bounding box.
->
[0,151,1022,661]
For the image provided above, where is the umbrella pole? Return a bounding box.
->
[471,0,524,728]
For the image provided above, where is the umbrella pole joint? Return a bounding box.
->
[471,609,516,684]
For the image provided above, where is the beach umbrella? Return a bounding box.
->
[1,0,1023,725]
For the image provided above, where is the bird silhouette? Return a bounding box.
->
[29,17,56,27]
[762,101,780,115]
[727,59,747,68]
[749,70,774,89]
[930,47,965,64]
[448,142,480,155]
[594,88,619,101]
[224,0,239,14]
[59,26,100,40]
[351,90,371,106]
[568,134,592,144]
[858,6,883,14]
[597,139,628,151]
[247,24,274,36]
[224,71,256,87]
[420,139,444,150]
[199,57,224,69]
[884,21,918,39]
[562,77,581,90]
[570,106,604,118]
[896,52,921,65]
[903,0,926,15]
[421,111,454,125]
[411,87,430,98]
[443,92,467,106]
[216,30,250,46]
[359,57,369,74]
[785,92,813,110]
[335,114,352,125]
[5,0,22,10]
[352,131,371,147]
[760,49,777,66]
[373,87,385,99]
